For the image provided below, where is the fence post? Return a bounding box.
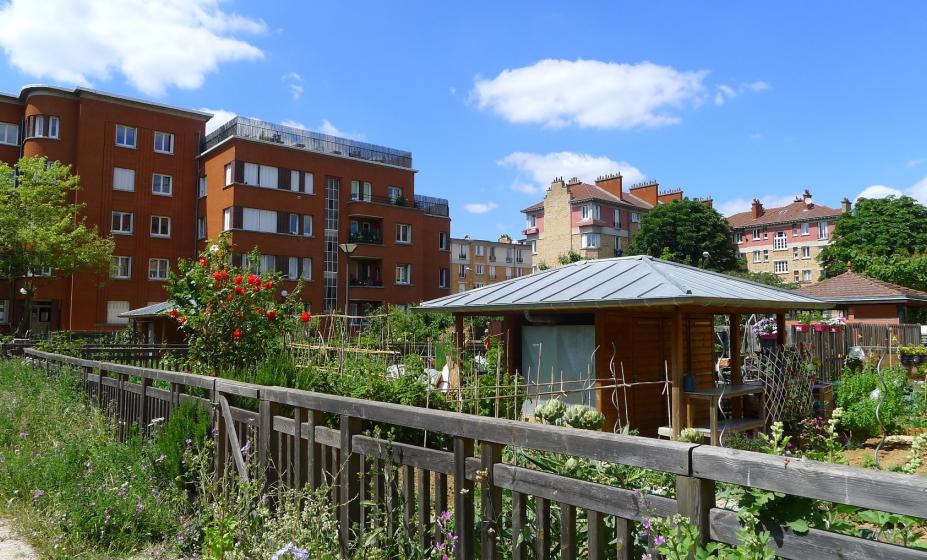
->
[454,436,475,560]
[339,414,362,554]
[676,475,714,549]
[480,442,503,560]
[258,396,280,487]
[116,372,127,442]
[307,409,324,490]
[138,377,150,437]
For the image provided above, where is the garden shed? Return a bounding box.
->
[795,270,927,324]
[119,301,184,345]
[416,256,829,438]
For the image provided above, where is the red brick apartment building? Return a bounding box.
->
[0,87,450,334]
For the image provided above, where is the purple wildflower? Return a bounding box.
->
[19,431,28,438]
[271,543,309,560]
[135,503,144,513]
[654,535,667,546]
[33,489,44,499]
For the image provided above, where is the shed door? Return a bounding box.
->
[628,317,669,437]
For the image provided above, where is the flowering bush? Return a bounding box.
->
[165,234,306,375]
[750,317,777,337]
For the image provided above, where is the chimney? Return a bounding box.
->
[550,176,565,191]
[628,180,660,206]
[594,172,623,198]
[841,197,852,213]
[498,234,512,244]
[803,189,813,208]
[751,198,764,219]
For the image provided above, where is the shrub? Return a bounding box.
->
[836,365,907,439]
[152,399,213,485]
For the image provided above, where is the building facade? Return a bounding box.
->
[450,234,531,293]
[727,191,848,284]
[0,87,451,334]
[521,174,691,269]
[0,86,209,334]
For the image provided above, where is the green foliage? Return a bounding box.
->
[836,365,907,439]
[165,233,306,375]
[152,399,213,485]
[725,269,800,289]
[557,250,582,264]
[628,199,739,271]
[360,304,454,348]
[536,261,549,271]
[0,157,114,335]
[648,513,776,559]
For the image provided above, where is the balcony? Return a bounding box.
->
[522,226,539,235]
[346,192,450,218]
[349,218,383,244]
[349,260,383,288]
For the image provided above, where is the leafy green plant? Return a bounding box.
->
[836,365,907,439]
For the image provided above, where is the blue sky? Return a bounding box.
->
[1,1,926,238]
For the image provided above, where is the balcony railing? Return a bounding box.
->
[349,277,383,288]
[413,194,449,217]
[202,117,413,169]
[349,231,383,244]
[350,194,411,207]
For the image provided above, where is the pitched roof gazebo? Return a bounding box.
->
[417,256,828,439]
[119,301,184,345]
[796,271,927,324]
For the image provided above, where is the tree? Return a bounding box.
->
[628,199,739,272]
[819,196,927,278]
[0,157,114,336]
[557,250,582,265]
[726,269,800,290]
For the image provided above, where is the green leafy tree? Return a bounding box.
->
[726,269,800,290]
[165,233,305,375]
[557,250,582,264]
[0,157,114,336]
[628,199,739,271]
[820,196,927,278]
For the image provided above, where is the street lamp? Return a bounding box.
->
[339,243,358,316]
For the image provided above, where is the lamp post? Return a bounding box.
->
[339,243,358,317]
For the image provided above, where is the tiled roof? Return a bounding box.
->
[728,199,842,228]
[796,271,927,304]
[521,182,653,213]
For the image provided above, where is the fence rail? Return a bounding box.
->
[22,347,927,560]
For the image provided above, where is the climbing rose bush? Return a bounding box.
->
[165,233,305,375]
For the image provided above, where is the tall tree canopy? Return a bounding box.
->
[0,157,114,335]
[628,199,739,272]
[819,196,927,286]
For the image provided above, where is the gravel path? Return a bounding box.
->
[0,520,36,560]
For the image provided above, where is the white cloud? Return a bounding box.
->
[857,176,927,204]
[0,0,265,96]
[714,81,770,106]
[280,120,307,130]
[472,59,708,129]
[464,202,498,214]
[906,158,925,168]
[499,151,646,195]
[316,119,366,141]
[716,194,797,217]
[200,108,236,134]
[282,72,303,100]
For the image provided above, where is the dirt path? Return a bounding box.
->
[0,520,36,560]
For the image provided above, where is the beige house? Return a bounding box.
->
[450,235,532,293]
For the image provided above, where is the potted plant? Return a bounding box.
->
[795,311,820,333]
[814,318,829,333]
[914,346,926,366]
[899,345,915,366]
[827,316,846,333]
[752,317,778,349]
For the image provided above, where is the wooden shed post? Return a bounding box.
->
[729,313,742,418]
[671,308,685,439]
[776,312,786,347]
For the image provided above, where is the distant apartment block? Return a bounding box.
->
[727,190,848,284]
[521,174,696,268]
[450,234,531,293]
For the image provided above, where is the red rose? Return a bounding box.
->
[168,309,179,318]
[300,311,311,323]
[212,272,221,282]
[263,280,273,289]
[247,274,258,285]
[226,293,234,301]
[220,270,229,280]
[266,310,277,321]
[233,328,242,340]
[252,284,261,293]
[199,258,208,267]
[180,315,187,324]
[234,275,243,285]
[234,286,245,295]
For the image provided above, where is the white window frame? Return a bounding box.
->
[148,258,170,281]
[774,231,788,250]
[113,168,135,192]
[111,256,132,279]
[801,222,810,236]
[631,212,641,224]
[258,165,278,188]
[351,180,372,201]
[396,223,412,244]
[106,301,130,325]
[476,245,485,257]
[763,249,769,262]
[152,173,173,196]
[0,122,18,145]
[753,250,761,263]
[802,269,813,282]
[752,228,761,240]
[31,115,45,138]
[111,211,133,235]
[438,232,449,251]
[774,260,788,274]
[302,215,313,237]
[153,131,174,154]
[488,266,496,279]
[582,232,601,249]
[818,220,829,240]
[288,257,299,280]
[802,246,812,259]
[395,264,411,285]
[581,204,601,221]
[244,162,259,185]
[475,264,484,276]
[531,240,537,255]
[301,257,312,281]
[197,216,206,240]
[224,163,233,186]
[243,208,277,233]
[734,231,743,244]
[528,214,537,228]
[47,116,59,139]
[439,268,449,289]
[304,172,314,194]
[150,215,171,238]
[223,208,232,231]
[198,177,207,198]
[387,186,403,202]
[115,124,137,148]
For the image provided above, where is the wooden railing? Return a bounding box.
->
[76,345,188,368]
[22,347,927,560]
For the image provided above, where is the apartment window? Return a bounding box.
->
[818,221,829,240]
[387,186,403,202]
[763,249,769,262]
[243,254,275,274]
[351,180,372,201]
[753,250,761,263]
[152,174,173,196]
[438,231,449,251]
[153,131,174,154]
[111,256,132,279]
[258,165,278,188]
[774,260,788,274]
[475,282,485,289]
[224,163,233,186]
[475,264,484,276]
[106,301,130,325]
[581,204,600,221]
[801,222,810,236]
[25,115,44,138]
[763,227,768,239]
[113,168,135,191]
[302,215,313,236]
[792,223,799,237]
[304,172,314,194]
[244,162,259,185]
[733,231,743,244]
[505,267,512,279]
[802,246,812,259]
[223,208,231,231]
[531,240,537,255]
[792,247,799,260]
[0,122,18,145]
[289,214,299,235]
[396,223,412,244]
[439,268,449,289]
[197,217,206,240]
[0,299,7,323]
[802,269,813,282]
[476,245,485,257]
[488,266,497,279]
[794,270,800,282]
[752,228,761,240]
[774,231,788,250]
[582,233,601,249]
[151,215,171,237]
[631,212,641,223]
[198,177,207,198]
[287,257,299,280]
[395,264,411,285]
[148,258,170,280]
[243,208,277,233]
[458,264,466,278]
[528,214,537,228]
[47,116,59,139]
[301,258,312,280]
[28,267,51,278]
[115,124,136,148]
[111,211,133,234]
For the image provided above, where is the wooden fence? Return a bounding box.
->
[788,323,922,382]
[21,347,927,560]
